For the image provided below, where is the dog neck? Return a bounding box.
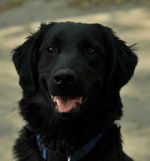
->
[36,132,103,161]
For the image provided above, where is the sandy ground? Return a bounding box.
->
[0,0,150,161]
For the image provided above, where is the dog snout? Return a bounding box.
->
[53,69,77,86]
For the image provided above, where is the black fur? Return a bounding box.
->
[12,22,137,161]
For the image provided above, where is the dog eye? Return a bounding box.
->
[87,47,96,54]
[48,46,57,54]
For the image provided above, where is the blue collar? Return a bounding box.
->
[36,132,102,161]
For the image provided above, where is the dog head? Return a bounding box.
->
[12,22,137,116]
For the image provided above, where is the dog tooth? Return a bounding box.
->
[50,95,54,101]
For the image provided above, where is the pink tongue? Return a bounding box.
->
[54,96,82,113]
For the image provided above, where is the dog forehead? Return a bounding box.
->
[52,22,93,32]
[44,22,103,45]
[45,22,101,41]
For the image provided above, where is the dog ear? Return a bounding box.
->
[103,27,138,95]
[12,23,49,96]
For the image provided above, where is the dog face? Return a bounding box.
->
[12,22,137,118]
[38,23,107,113]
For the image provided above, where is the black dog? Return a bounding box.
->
[12,22,137,161]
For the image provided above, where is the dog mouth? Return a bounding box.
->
[51,95,83,113]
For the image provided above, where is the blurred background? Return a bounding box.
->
[0,0,150,161]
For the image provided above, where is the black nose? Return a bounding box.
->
[53,69,77,86]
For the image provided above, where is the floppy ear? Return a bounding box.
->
[104,27,138,95]
[12,23,48,96]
